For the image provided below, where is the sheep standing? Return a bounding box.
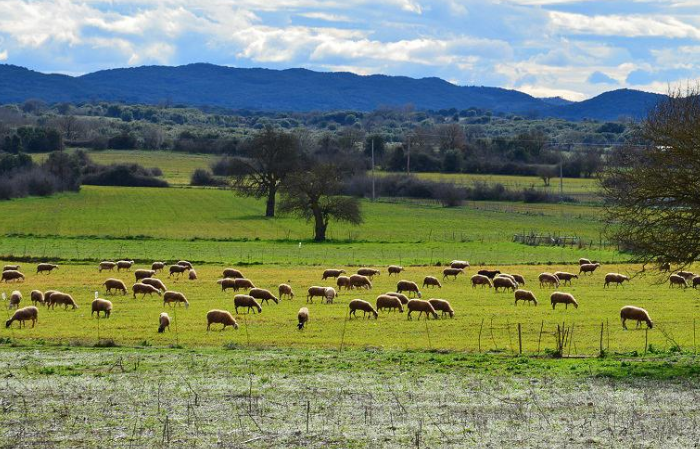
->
[151,262,165,272]
[188,269,198,280]
[660,262,671,272]
[357,268,380,279]
[669,274,688,289]
[442,268,464,280]
[117,260,135,271]
[306,286,335,304]
[396,280,422,298]
[30,290,44,306]
[132,283,162,299]
[385,292,409,305]
[428,298,454,318]
[36,263,58,275]
[232,278,256,292]
[103,278,128,295]
[297,307,309,330]
[422,276,442,289]
[8,290,22,309]
[223,268,244,279]
[349,274,372,290]
[206,310,239,331]
[579,258,592,265]
[135,269,156,281]
[677,270,695,280]
[620,306,653,330]
[349,299,378,319]
[169,265,188,277]
[48,293,78,310]
[322,269,345,280]
[43,290,57,306]
[5,306,38,328]
[158,312,171,333]
[553,272,577,286]
[278,283,294,300]
[693,276,700,289]
[538,273,560,288]
[450,260,470,269]
[406,299,438,320]
[550,292,578,310]
[375,294,404,313]
[477,269,501,279]
[579,263,601,275]
[495,274,518,286]
[3,264,19,271]
[163,291,189,308]
[388,265,404,276]
[336,276,352,291]
[1,270,25,283]
[91,299,113,318]
[471,274,493,288]
[141,278,167,292]
[177,260,193,270]
[511,274,526,286]
[234,294,262,314]
[514,289,538,306]
[604,273,630,288]
[493,277,517,292]
[249,288,279,305]
[218,278,238,292]
[98,261,116,272]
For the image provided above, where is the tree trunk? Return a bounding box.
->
[313,206,327,242]
[265,185,276,218]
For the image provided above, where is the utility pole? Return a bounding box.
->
[371,137,376,201]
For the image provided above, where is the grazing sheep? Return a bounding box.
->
[223,268,244,279]
[30,290,44,306]
[553,272,578,286]
[493,276,518,292]
[43,290,57,306]
[278,283,294,300]
[158,312,171,333]
[322,269,346,280]
[169,264,188,277]
[188,269,197,280]
[135,269,156,281]
[323,288,337,304]
[163,291,189,308]
[349,274,372,290]
[249,288,279,305]
[91,298,113,318]
[297,307,309,330]
[428,298,454,318]
[151,262,165,272]
[336,275,352,291]
[5,306,38,328]
[234,294,262,314]
[677,270,695,280]
[406,299,438,320]
[232,278,256,292]
[422,276,442,289]
[103,278,128,295]
[620,306,653,330]
[669,274,688,289]
[116,260,134,271]
[306,286,335,304]
[538,273,560,288]
[388,265,404,276]
[693,276,700,289]
[375,294,404,313]
[471,274,493,288]
[450,260,470,269]
[1,270,25,283]
[579,258,592,265]
[349,299,378,319]
[8,290,22,309]
[604,273,630,288]
[579,263,601,275]
[3,264,19,271]
[206,309,239,331]
[495,274,518,286]
[217,278,237,292]
[357,268,380,279]
[141,278,167,292]
[477,269,501,279]
[177,260,193,270]
[132,283,161,299]
[511,274,526,286]
[514,289,538,306]
[396,280,422,298]
[550,292,578,310]
[385,292,409,305]
[48,292,78,310]
[98,261,116,272]
[442,268,464,280]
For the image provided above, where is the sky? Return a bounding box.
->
[0,0,698,100]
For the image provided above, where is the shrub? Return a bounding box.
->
[82,164,169,188]
[190,168,227,187]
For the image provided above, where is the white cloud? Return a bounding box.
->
[0,49,7,61]
[297,12,353,22]
[549,11,700,39]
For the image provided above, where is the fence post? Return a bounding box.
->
[644,327,649,356]
[599,322,604,356]
[517,323,522,355]
[478,318,484,353]
[537,321,544,353]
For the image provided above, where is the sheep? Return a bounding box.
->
[278,283,294,300]
[375,294,404,313]
[693,276,700,289]
[2,270,25,283]
[141,278,167,292]
[553,271,578,286]
[116,260,134,271]
[349,299,378,319]
[206,309,239,331]
[323,287,337,304]
[297,307,309,330]
[234,294,262,314]
[30,290,44,306]
[471,274,493,288]
[604,273,630,288]
[428,298,454,318]
[578,258,592,265]
[422,276,442,289]
[550,292,578,310]
[163,291,189,308]
[151,262,165,272]
[306,286,335,304]
[98,261,116,272]
[177,260,193,270]
[357,268,380,279]
[103,278,128,295]
[538,273,560,288]
[5,306,38,328]
[396,280,422,298]
[493,276,518,292]
[158,312,171,333]
[3,264,19,271]
[217,278,237,292]
[620,306,653,330]
[135,269,156,281]
[91,298,112,318]
[579,263,601,275]
[43,290,57,306]
[477,269,501,279]
[511,274,526,286]
[336,275,352,291]
[442,268,464,280]
[188,269,197,280]
[406,299,438,320]
[232,278,256,292]
[677,270,695,280]
[388,265,404,276]
[660,262,671,272]
[514,289,538,306]
[169,264,188,277]
[322,269,346,280]
[249,288,279,305]
[8,290,22,309]
[132,283,161,299]
[349,274,372,290]
[495,273,518,285]
[48,292,78,310]
[450,260,470,269]
[223,268,244,279]
[669,274,688,289]
[385,292,409,305]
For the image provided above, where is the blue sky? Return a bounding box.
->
[0,0,698,100]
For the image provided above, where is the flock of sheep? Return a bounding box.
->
[1,256,673,333]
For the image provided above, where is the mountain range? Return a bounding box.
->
[0,63,665,121]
